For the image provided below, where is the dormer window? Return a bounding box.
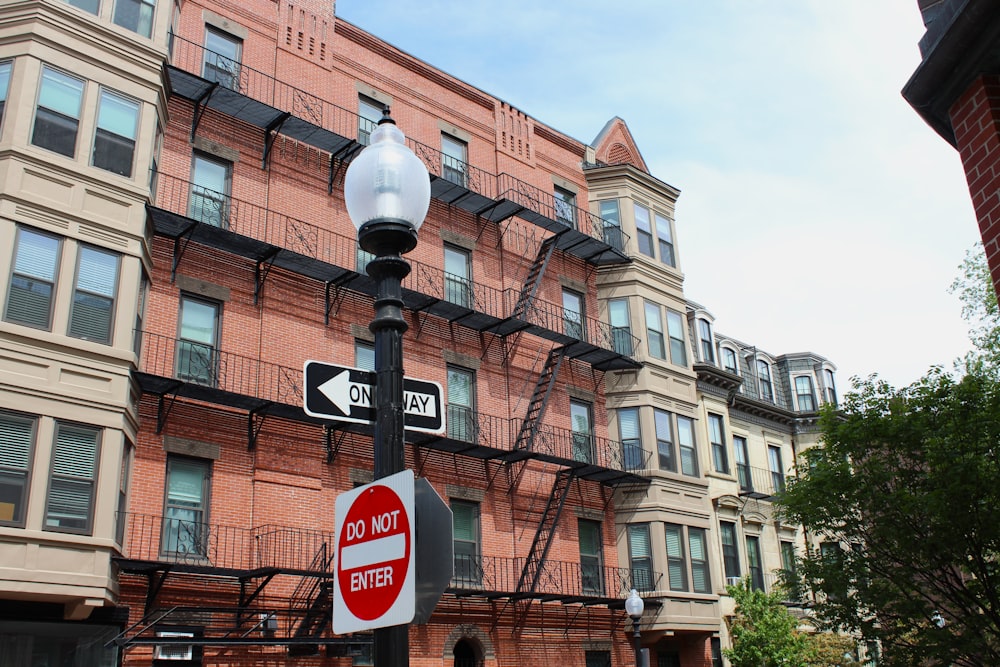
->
[722,347,738,374]
[697,318,714,363]
[795,376,816,411]
[757,360,773,402]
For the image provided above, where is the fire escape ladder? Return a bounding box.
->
[512,235,557,321]
[287,543,334,656]
[512,468,576,632]
[513,346,566,454]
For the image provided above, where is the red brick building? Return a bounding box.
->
[114,0,652,665]
[904,0,1000,294]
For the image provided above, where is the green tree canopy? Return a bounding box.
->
[723,579,809,667]
[779,368,1000,666]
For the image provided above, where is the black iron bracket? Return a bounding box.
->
[155,387,183,434]
[328,142,364,194]
[171,221,199,283]
[145,567,172,613]
[261,112,292,170]
[254,248,280,305]
[325,426,346,464]
[191,82,220,142]
[248,405,271,451]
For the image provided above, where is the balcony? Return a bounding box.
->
[115,512,334,576]
[163,35,630,267]
[451,554,661,605]
[736,464,790,500]
[148,171,640,370]
[134,331,645,484]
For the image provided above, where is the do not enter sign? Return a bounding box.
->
[332,470,415,634]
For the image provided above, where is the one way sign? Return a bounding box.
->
[303,361,445,434]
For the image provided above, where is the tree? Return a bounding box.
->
[950,242,1000,371]
[723,579,809,667]
[779,368,1000,666]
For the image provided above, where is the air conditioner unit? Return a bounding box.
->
[154,631,193,661]
[725,576,742,587]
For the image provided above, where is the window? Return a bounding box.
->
[562,288,584,340]
[609,298,632,356]
[202,27,242,91]
[734,435,751,491]
[33,66,84,158]
[355,340,375,371]
[664,525,710,593]
[600,199,623,251]
[133,273,148,358]
[92,89,139,177]
[578,519,603,594]
[444,244,472,308]
[711,638,723,667]
[768,445,785,494]
[452,500,481,584]
[655,212,675,267]
[45,422,100,534]
[571,400,594,464]
[190,152,231,228]
[585,651,611,667]
[757,359,773,401]
[441,134,467,187]
[780,541,796,577]
[746,535,764,591]
[677,415,698,477]
[69,245,120,344]
[554,186,576,228]
[357,240,374,273]
[66,0,99,14]
[795,375,816,411]
[162,457,211,557]
[113,0,155,37]
[618,407,642,471]
[644,301,665,359]
[689,527,710,593]
[654,408,675,472]
[0,412,36,527]
[5,227,61,330]
[666,309,687,366]
[0,61,12,127]
[722,347,738,374]
[447,366,475,442]
[720,521,740,581]
[116,441,133,544]
[633,202,654,258]
[176,295,220,386]
[627,523,653,591]
[358,95,382,145]
[664,524,688,591]
[150,113,163,194]
[824,368,838,406]
[708,413,728,474]
[697,318,714,363]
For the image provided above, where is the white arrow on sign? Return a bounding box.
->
[318,369,439,419]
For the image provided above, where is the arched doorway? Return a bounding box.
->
[453,638,478,667]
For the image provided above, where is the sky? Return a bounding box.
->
[335,1,980,391]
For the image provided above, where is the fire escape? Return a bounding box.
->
[114,33,655,655]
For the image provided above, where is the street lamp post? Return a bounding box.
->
[344,109,430,667]
[625,589,644,667]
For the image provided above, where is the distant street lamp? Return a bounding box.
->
[344,108,430,667]
[625,589,645,667]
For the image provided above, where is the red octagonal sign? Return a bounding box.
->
[333,470,415,634]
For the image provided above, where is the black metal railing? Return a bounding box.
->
[169,34,362,143]
[451,554,659,601]
[739,464,791,499]
[165,36,630,262]
[738,373,793,410]
[134,330,633,473]
[117,512,334,574]
[151,172,640,362]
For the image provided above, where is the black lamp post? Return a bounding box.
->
[344,109,430,667]
[625,589,644,667]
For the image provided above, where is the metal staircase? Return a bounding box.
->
[513,346,566,453]
[512,235,558,321]
[287,545,334,656]
[511,468,576,632]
